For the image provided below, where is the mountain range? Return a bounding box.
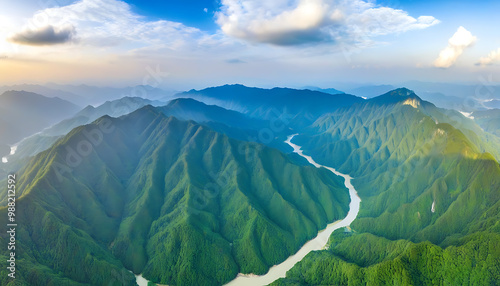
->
[0,84,177,106]
[0,104,349,286]
[0,85,499,285]
[275,88,500,285]
[0,91,80,157]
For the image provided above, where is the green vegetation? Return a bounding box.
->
[472,108,500,137]
[272,229,500,285]
[0,106,349,286]
[8,97,157,161]
[2,86,499,286]
[179,84,364,128]
[296,88,500,243]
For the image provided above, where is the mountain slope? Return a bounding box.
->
[277,88,500,285]
[0,106,349,286]
[45,96,164,137]
[296,88,500,242]
[6,97,267,164]
[302,86,345,95]
[6,97,162,162]
[0,91,79,156]
[273,229,500,285]
[472,108,500,137]
[160,97,263,130]
[177,84,364,128]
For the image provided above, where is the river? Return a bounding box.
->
[134,134,361,286]
[224,134,361,286]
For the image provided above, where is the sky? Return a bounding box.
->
[0,0,499,90]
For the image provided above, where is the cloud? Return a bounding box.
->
[216,0,439,46]
[434,26,476,68]
[476,48,500,66]
[8,25,75,46]
[20,0,208,51]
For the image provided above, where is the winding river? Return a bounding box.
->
[225,134,361,286]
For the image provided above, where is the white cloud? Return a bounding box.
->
[216,0,439,46]
[16,0,208,51]
[434,26,476,68]
[477,48,500,66]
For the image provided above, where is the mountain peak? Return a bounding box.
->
[384,87,417,97]
[369,87,422,107]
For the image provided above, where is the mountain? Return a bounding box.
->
[0,91,79,156]
[0,106,349,286]
[472,108,500,137]
[403,80,500,101]
[46,83,178,105]
[302,86,345,95]
[342,81,500,112]
[176,84,364,128]
[0,84,86,106]
[484,99,500,109]
[0,84,178,106]
[403,91,464,110]
[273,229,500,285]
[45,96,165,136]
[4,97,163,163]
[275,88,500,285]
[8,97,271,163]
[345,84,395,98]
[159,97,265,131]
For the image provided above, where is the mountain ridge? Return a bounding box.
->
[0,105,350,286]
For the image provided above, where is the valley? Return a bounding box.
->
[2,1,500,285]
[225,134,361,286]
[0,85,499,286]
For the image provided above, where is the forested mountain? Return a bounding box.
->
[1,86,499,286]
[7,97,162,162]
[159,98,263,130]
[177,84,364,128]
[8,97,271,163]
[274,88,500,285]
[0,106,349,286]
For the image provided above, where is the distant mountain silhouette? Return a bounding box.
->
[0,90,79,156]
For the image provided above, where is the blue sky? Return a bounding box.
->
[0,0,499,89]
[125,0,220,31]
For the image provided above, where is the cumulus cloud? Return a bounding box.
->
[19,0,209,51]
[9,25,75,46]
[434,26,476,68]
[476,48,500,66]
[216,0,439,46]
